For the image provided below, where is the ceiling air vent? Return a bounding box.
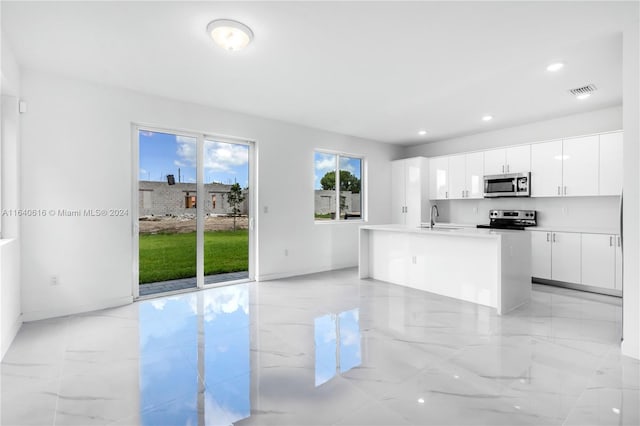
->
[569,84,597,96]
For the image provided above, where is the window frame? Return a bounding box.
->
[313,149,366,224]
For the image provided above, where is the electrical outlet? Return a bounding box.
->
[51,275,59,286]
[264,206,269,214]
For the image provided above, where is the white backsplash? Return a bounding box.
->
[434,196,621,231]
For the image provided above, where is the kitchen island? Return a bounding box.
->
[359,224,531,315]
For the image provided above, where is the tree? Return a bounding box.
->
[320,170,360,193]
[226,183,246,231]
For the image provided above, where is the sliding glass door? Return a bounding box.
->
[134,127,253,297]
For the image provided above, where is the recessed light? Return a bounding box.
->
[546,62,564,72]
[576,93,591,100]
[418,130,427,136]
[482,115,493,122]
[417,398,425,404]
[206,19,254,51]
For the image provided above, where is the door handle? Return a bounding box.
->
[552,233,556,243]
[446,191,448,199]
[502,165,505,173]
[546,232,550,242]
[506,164,510,173]
[557,186,561,195]
[618,236,621,247]
[610,236,613,247]
[564,186,567,195]
[462,190,465,198]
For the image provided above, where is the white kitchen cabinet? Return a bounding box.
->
[531,230,577,282]
[615,235,622,290]
[531,140,563,197]
[392,157,429,226]
[466,152,484,198]
[506,145,531,174]
[448,154,466,199]
[581,233,616,289]
[531,231,552,279]
[484,149,506,175]
[551,232,581,284]
[429,156,449,200]
[562,135,599,196]
[599,132,623,196]
[483,146,530,175]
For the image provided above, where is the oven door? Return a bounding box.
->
[484,175,517,197]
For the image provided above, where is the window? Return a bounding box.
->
[212,194,217,209]
[314,151,363,221]
[185,193,197,208]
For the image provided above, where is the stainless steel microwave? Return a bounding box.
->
[483,172,530,198]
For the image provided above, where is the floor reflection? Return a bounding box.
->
[314,309,362,386]
[139,284,250,426]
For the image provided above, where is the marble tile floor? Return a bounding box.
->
[138,271,249,297]
[1,268,638,426]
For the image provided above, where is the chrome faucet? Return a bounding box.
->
[429,204,439,228]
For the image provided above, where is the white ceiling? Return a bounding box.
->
[1,1,636,145]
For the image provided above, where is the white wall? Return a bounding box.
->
[403,106,622,158]
[0,35,23,359]
[18,69,400,321]
[622,18,639,360]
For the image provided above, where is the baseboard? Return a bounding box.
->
[256,263,356,282]
[532,277,622,297]
[21,296,134,322]
[1,314,23,360]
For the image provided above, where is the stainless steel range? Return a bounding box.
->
[476,209,537,230]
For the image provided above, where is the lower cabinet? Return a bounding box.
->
[531,230,622,292]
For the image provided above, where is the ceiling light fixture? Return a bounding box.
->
[482,115,493,122]
[576,93,591,100]
[546,62,564,72]
[418,130,427,136]
[206,19,254,51]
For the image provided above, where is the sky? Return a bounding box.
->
[139,130,249,187]
[314,152,362,190]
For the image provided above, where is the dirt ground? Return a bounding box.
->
[139,215,249,234]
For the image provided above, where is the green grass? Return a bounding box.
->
[139,230,248,284]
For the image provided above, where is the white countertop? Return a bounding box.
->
[360,224,522,239]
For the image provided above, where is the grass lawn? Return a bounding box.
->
[139,230,248,284]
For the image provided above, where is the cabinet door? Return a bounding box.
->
[531,140,563,197]
[429,156,449,200]
[484,148,506,175]
[448,154,466,199]
[615,235,623,290]
[551,232,581,283]
[391,160,406,224]
[562,135,599,196]
[531,231,552,279]
[405,158,423,227]
[599,132,623,196]
[581,233,615,289]
[466,152,484,199]
[506,145,531,174]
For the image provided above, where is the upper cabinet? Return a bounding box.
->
[531,140,563,197]
[531,133,619,198]
[562,135,599,196]
[599,131,623,196]
[427,130,622,201]
[429,156,449,200]
[483,145,530,175]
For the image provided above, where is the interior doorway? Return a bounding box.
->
[133,126,254,298]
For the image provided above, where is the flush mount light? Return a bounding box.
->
[482,115,493,122]
[546,62,564,72]
[418,130,427,136]
[206,19,254,51]
[576,93,591,100]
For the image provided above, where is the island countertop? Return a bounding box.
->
[359,223,521,239]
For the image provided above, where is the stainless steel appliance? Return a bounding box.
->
[484,172,530,198]
[476,209,537,230]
